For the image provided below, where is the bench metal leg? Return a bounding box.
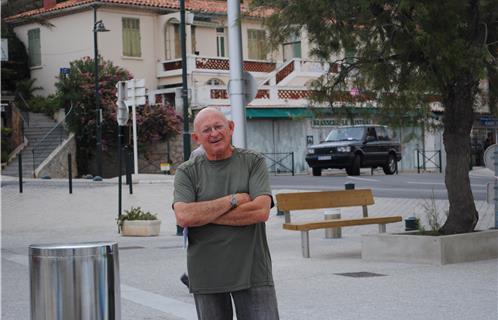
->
[284,211,291,223]
[379,224,386,233]
[301,231,310,258]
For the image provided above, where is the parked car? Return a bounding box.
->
[305,125,402,176]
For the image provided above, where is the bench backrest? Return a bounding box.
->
[276,189,374,222]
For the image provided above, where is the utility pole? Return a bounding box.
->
[227,0,247,148]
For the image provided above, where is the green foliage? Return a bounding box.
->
[55,56,182,174]
[14,78,42,104]
[116,206,157,231]
[27,95,61,116]
[1,5,31,93]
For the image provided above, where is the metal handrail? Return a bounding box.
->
[31,104,74,177]
[15,92,30,127]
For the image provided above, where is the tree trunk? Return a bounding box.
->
[441,75,479,234]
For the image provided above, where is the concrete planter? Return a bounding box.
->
[121,220,161,237]
[362,229,498,265]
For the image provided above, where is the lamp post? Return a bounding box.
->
[179,0,190,161]
[93,6,110,179]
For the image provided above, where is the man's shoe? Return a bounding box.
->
[180,273,189,287]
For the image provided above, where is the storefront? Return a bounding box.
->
[470,115,498,166]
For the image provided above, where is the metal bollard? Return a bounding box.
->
[29,241,121,320]
[68,153,73,194]
[324,209,342,239]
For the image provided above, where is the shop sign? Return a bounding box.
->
[312,118,373,127]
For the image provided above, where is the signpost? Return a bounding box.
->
[116,81,129,220]
[125,79,146,175]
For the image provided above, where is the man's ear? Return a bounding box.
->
[228,120,235,131]
[192,132,200,144]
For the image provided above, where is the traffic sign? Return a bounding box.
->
[116,81,129,126]
[483,144,497,171]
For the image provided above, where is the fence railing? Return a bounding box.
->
[262,152,295,176]
[416,149,442,173]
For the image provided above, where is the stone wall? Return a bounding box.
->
[36,133,78,178]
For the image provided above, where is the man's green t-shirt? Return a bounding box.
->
[173,148,274,294]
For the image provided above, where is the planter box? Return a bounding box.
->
[362,229,498,265]
[121,220,161,237]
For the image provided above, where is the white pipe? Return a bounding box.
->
[227,0,246,148]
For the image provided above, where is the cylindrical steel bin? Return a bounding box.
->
[324,209,342,239]
[29,241,120,320]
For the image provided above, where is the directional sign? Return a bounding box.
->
[125,79,146,107]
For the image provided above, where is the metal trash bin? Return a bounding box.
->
[324,209,342,239]
[29,241,120,320]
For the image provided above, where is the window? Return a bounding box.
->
[283,31,301,61]
[216,27,226,57]
[206,78,225,86]
[174,24,181,59]
[191,25,197,54]
[247,29,267,60]
[122,17,141,57]
[28,28,41,67]
[376,127,390,141]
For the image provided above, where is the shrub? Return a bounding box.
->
[27,95,61,116]
[55,56,182,175]
[116,206,157,231]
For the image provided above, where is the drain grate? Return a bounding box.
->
[119,246,145,250]
[334,272,386,278]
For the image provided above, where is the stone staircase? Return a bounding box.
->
[2,112,67,178]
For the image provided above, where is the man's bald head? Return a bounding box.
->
[193,107,228,133]
[192,107,235,160]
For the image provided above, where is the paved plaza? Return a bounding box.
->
[1,173,497,320]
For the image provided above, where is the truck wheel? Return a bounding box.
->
[312,167,322,176]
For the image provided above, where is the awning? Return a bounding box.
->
[246,108,313,119]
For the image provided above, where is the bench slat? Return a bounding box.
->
[276,189,374,211]
[283,216,402,231]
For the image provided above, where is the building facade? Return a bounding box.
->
[8,0,475,174]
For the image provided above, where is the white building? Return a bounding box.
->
[7,0,460,173]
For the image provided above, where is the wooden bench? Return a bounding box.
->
[276,189,402,258]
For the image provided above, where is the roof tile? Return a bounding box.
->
[6,0,272,22]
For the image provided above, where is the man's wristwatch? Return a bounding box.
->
[230,194,238,209]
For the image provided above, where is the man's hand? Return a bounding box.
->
[213,195,272,226]
[235,193,252,206]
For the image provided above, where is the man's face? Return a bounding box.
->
[193,111,234,160]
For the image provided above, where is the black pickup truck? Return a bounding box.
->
[305,125,402,176]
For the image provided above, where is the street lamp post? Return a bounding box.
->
[93,5,110,179]
[179,0,191,161]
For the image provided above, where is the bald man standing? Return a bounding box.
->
[173,107,279,319]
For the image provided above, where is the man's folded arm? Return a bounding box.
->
[173,193,251,227]
[213,195,272,226]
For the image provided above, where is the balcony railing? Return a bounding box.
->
[160,56,276,74]
[156,56,344,107]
